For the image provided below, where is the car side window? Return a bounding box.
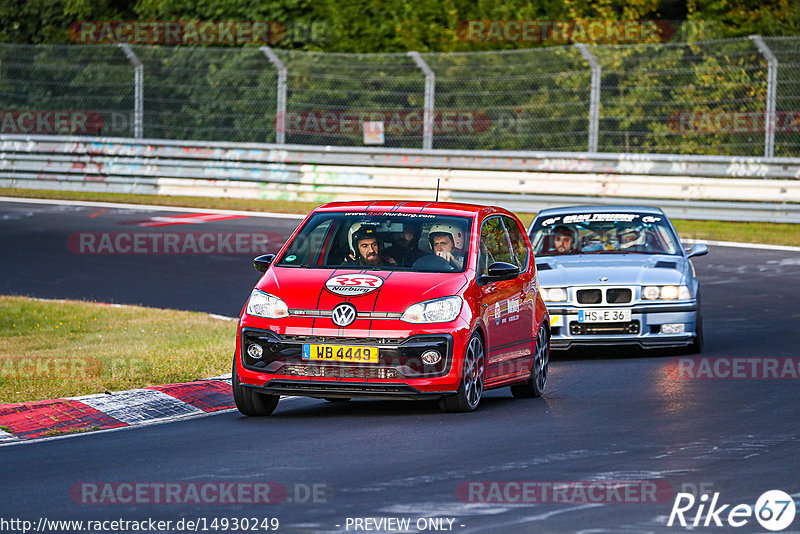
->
[502,216,529,270]
[479,216,514,276]
[296,219,334,265]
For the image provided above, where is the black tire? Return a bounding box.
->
[510,325,549,399]
[439,332,485,413]
[232,361,280,416]
[685,312,704,354]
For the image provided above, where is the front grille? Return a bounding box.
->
[576,287,633,305]
[606,288,632,304]
[284,365,400,379]
[278,335,402,346]
[577,289,602,304]
[570,320,640,335]
[266,381,410,394]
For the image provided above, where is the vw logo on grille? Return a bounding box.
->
[331,302,357,327]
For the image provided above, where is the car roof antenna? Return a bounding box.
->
[435,178,440,202]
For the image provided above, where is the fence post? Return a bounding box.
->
[576,44,600,153]
[260,46,287,145]
[118,44,143,138]
[408,51,435,150]
[749,35,778,158]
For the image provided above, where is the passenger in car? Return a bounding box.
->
[429,223,465,269]
[385,222,426,267]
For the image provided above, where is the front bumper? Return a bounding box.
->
[546,302,698,350]
[236,327,464,398]
[248,380,454,401]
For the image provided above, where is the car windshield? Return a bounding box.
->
[276,211,473,272]
[529,211,681,256]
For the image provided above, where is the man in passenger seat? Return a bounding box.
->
[385,222,426,267]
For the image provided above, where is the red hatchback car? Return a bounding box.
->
[233,201,550,414]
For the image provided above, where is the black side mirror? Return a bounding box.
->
[480,261,520,284]
[686,244,709,258]
[253,254,276,273]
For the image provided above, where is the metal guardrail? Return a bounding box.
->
[1,134,799,223]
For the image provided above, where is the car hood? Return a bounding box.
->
[256,267,469,312]
[535,254,687,287]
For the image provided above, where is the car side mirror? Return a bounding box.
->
[480,261,520,284]
[686,244,708,258]
[253,254,276,273]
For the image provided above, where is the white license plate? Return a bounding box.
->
[578,309,631,323]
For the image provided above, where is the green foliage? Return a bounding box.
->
[2,0,800,155]
[3,0,800,49]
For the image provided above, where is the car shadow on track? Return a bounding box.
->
[237,393,553,419]
[551,345,683,362]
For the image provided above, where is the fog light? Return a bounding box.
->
[662,323,685,334]
[421,350,442,365]
[247,343,263,359]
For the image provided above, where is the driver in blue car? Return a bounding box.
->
[552,225,576,254]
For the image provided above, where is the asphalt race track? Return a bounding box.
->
[1,199,799,534]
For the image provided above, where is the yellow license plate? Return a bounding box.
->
[301,344,379,363]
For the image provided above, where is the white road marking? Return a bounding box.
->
[0,428,19,441]
[682,237,800,252]
[0,196,305,219]
[72,389,203,424]
[209,314,237,321]
[0,408,238,448]
[4,197,799,250]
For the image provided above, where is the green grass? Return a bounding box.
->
[516,213,800,247]
[670,219,800,247]
[0,296,236,404]
[42,426,100,436]
[0,187,322,215]
[2,187,798,246]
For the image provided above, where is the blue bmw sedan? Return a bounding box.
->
[528,206,708,352]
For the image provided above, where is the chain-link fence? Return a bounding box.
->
[1,37,799,156]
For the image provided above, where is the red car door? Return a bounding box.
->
[478,216,528,386]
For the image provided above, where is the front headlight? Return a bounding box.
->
[642,285,691,300]
[246,289,289,318]
[401,296,463,323]
[542,287,567,302]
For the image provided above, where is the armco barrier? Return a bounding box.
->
[1,134,799,222]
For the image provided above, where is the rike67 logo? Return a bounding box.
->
[668,490,796,531]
